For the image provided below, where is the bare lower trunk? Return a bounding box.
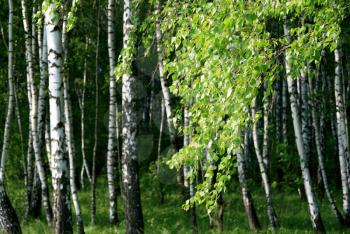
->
[121,1,144,233]
[79,39,92,190]
[21,0,52,223]
[237,130,261,231]
[106,0,118,224]
[0,1,21,232]
[45,4,73,233]
[91,0,100,225]
[62,9,84,233]
[30,169,42,218]
[310,58,345,227]
[157,98,165,204]
[251,97,278,229]
[334,46,350,224]
[0,185,21,234]
[284,21,325,233]
[183,107,198,234]
[14,82,29,217]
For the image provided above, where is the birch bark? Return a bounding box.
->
[309,59,345,226]
[21,0,52,223]
[0,1,22,231]
[251,97,278,229]
[106,0,118,224]
[45,4,73,233]
[237,130,261,231]
[334,45,350,224]
[61,5,85,233]
[121,0,144,232]
[91,0,101,225]
[284,21,325,233]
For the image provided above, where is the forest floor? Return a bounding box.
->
[6,173,349,234]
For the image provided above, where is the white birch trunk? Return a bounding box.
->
[183,106,198,234]
[106,0,119,225]
[236,130,261,231]
[156,0,177,150]
[79,39,92,189]
[334,46,350,223]
[45,104,53,171]
[121,0,144,233]
[61,7,85,233]
[309,60,345,226]
[251,97,278,229]
[284,21,325,233]
[45,4,73,232]
[21,0,53,223]
[300,69,311,163]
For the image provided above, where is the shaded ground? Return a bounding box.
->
[6,174,348,234]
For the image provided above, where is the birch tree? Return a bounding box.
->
[237,130,261,231]
[91,0,101,225]
[78,38,92,189]
[309,57,345,226]
[284,21,325,233]
[106,0,119,224]
[156,0,177,151]
[0,0,22,231]
[121,0,144,232]
[183,106,198,234]
[21,0,52,223]
[334,45,350,224]
[61,3,85,233]
[45,3,73,233]
[251,96,278,229]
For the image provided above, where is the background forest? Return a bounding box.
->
[0,0,350,233]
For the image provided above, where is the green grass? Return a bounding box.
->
[6,174,350,233]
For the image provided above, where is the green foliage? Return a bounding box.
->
[136,0,350,212]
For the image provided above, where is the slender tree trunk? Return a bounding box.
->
[149,76,155,127]
[325,72,339,160]
[91,0,100,225]
[309,58,345,227]
[334,45,350,224]
[157,98,165,204]
[30,169,42,218]
[156,0,177,151]
[282,78,288,147]
[106,0,118,225]
[121,0,144,233]
[237,130,261,231]
[45,103,52,172]
[45,4,73,233]
[284,21,325,233]
[275,79,282,142]
[183,107,198,234]
[61,7,85,234]
[0,1,21,231]
[251,97,278,229]
[14,81,29,218]
[25,131,34,216]
[21,0,53,223]
[300,69,312,165]
[79,38,92,189]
